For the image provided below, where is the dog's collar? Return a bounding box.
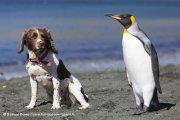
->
[29,49,52,67]
[30,59,52,67]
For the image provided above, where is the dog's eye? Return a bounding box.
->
[31,33,38,39]
[41,34,46,38]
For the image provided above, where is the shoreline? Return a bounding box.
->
[0,65,180,120]
[0,63,179,81]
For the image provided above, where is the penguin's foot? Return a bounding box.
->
[133,105,149,115]
[149,103,160,112]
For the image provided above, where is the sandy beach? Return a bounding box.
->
[0,65,179,120]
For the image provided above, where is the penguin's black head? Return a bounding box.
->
[105,13,136,29]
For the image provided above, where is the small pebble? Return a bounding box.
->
[2,104,6,107]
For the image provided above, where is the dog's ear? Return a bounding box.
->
[45,29,58,54]
[18,31,27,54]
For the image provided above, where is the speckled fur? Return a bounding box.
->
[19,28,90,110]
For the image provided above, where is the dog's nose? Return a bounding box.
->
[37,40,46,48]
[39,41,45,46]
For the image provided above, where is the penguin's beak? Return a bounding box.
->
[105,14,121,20]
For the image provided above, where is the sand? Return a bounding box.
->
[0,65,180,120]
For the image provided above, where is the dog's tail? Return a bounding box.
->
[81,87,89,102]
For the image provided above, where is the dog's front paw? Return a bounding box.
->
[79,103,90,110]
[25,105,34,109]
[51,105,60,109]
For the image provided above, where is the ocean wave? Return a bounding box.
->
[0,53,180,80]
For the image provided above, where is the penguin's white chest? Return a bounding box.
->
[122,33,154,89]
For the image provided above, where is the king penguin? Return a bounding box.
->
[106,14,162,115]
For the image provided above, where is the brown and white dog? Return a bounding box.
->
[18,28,90,109]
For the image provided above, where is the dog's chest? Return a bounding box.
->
[26,62,52,82]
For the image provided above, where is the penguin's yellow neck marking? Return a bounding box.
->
[124,29,129,35]
[130,16,136,25]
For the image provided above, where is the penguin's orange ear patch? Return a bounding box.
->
[130,16,136,24]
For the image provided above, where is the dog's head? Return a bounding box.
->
[18,28,58,59]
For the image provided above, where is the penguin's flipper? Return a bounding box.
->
[143,43,151,56]
[130,30,152,56]
[133,33,162,93]
[151,44,162,94]
[128,29,162,93]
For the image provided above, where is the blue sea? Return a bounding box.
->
[0,0,180,80]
